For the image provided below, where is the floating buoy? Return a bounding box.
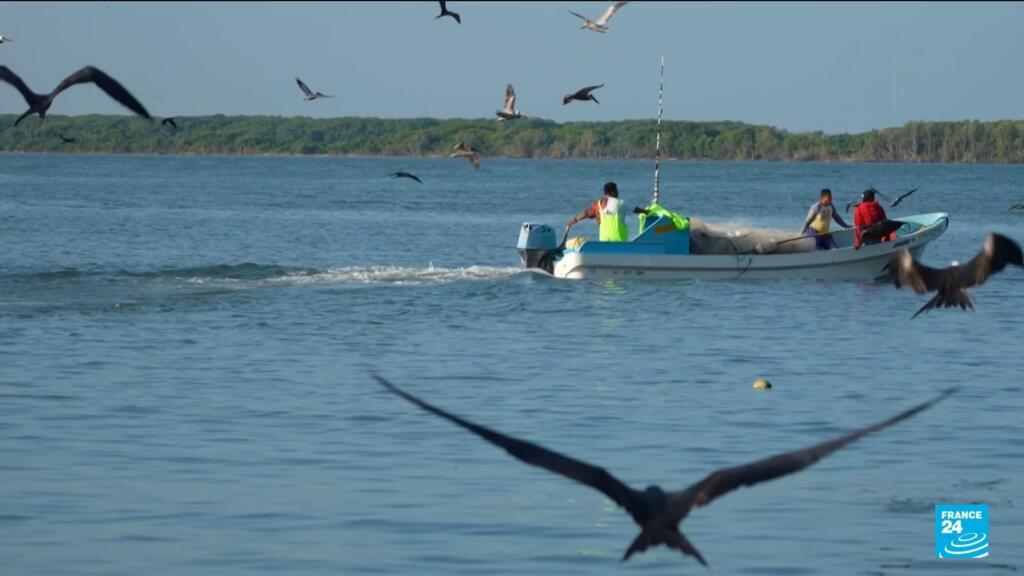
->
[753,379,772,390]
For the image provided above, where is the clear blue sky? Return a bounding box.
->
[2,1,1022,133]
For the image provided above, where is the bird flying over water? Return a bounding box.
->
[450,141,480,169]
[0,36,11,44]
[846,187,918,212]
[569,1,629,33]
[58,134,75,144]
[162,117,178,129]
[563,84,604,105]
[887,233,1023,318]
[392,171,423,183]
[374,374,955,566]
[0,65,151,127]
[295,76,333,101]
[436,1,461,24]
[496,84,523,121]
[1009,203,1024,212]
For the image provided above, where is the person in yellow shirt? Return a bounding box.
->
[800,188,850,250]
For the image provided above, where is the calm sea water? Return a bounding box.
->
[1,155,1022,575]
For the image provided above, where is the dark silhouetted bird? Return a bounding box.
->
[295,76,333,101]
[450,141,480,169]
[58,134,75,144]
[436,1,461,24]
[0,65,151,126]
[563,84,604,105]
[1009,203,1024,212]
[374,374,955,566]
[392,171,423,183]
[495,84,523,121]
[888,233,1023,318]
[0,36,11,44]
[162,117,177,129]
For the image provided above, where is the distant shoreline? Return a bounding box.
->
[2,115,1022,164]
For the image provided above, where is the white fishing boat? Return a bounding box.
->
[516,212,948,280]
[515,57,949,281]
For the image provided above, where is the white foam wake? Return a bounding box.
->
[268,264,524,286]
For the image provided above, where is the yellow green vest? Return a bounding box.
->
[598,198,628,242]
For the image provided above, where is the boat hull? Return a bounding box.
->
[549,213,949,280]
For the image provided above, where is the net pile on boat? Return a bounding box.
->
[688,218,813,255]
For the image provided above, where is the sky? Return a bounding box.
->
[2,1,1023,134]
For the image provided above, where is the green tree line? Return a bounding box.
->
[1,114,1022,163]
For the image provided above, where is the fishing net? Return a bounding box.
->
[688,218,813,255]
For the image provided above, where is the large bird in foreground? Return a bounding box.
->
[374,374,955,566]
[887,233,1023,318]
[495,84,523,121]
[569,1,629,33]
[563,84,604,105]
[0,65,151,126]
[449,142,480,169]
[436,0,461,24]
[295,76,333,101]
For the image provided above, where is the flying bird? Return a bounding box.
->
[0,65,151,127]
[563,84,604,105]
[846,187,918,212]
[58,134,75,144]
[890,188,918,208]
[161,117,177,129]
[450,141,480,169]
[1009,203,1024,212]
[436,0,461,24]
[392,171,423,183]
[569,1,629,33]
[0,36,11,44]
[495,84,523,121]
[295,76,333,101]
[374,374,955,566]
[887,233,1023,318]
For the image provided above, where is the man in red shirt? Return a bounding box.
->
[853,188,892,249]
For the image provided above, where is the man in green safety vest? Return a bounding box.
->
[565,181,629,242]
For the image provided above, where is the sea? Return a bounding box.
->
[1,154,1022,575]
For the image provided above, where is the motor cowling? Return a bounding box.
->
[516,223,558,271]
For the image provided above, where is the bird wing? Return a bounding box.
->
[888,249,943,294]
[866,186,891,203]
[568,10,591,23]
[676,388,956,516]
[948,233,1024,289]
[438,0,446,11]
[374,375,640,512]
[295,76,314,97]
[845,201,858,213]
[503,84,516,112]
[581,84,605,95]
[892,188,918,207]
[50,66,151,119]
[163,118,178,129]
[595,1,628,25]
[0,66,39,107]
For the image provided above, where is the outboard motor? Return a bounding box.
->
[517,223,559,273]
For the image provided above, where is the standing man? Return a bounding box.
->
[800,188,850,250]
[566,181,628,242]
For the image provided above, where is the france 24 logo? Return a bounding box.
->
[935,504,989,558]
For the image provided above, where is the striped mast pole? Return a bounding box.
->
[652,56,665,205]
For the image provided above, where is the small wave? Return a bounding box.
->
[126,262,313,281]
[267,264,523,286]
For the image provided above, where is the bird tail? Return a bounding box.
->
[623,528,708,567]
[14,108,36,127]
[912,288,973,319]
